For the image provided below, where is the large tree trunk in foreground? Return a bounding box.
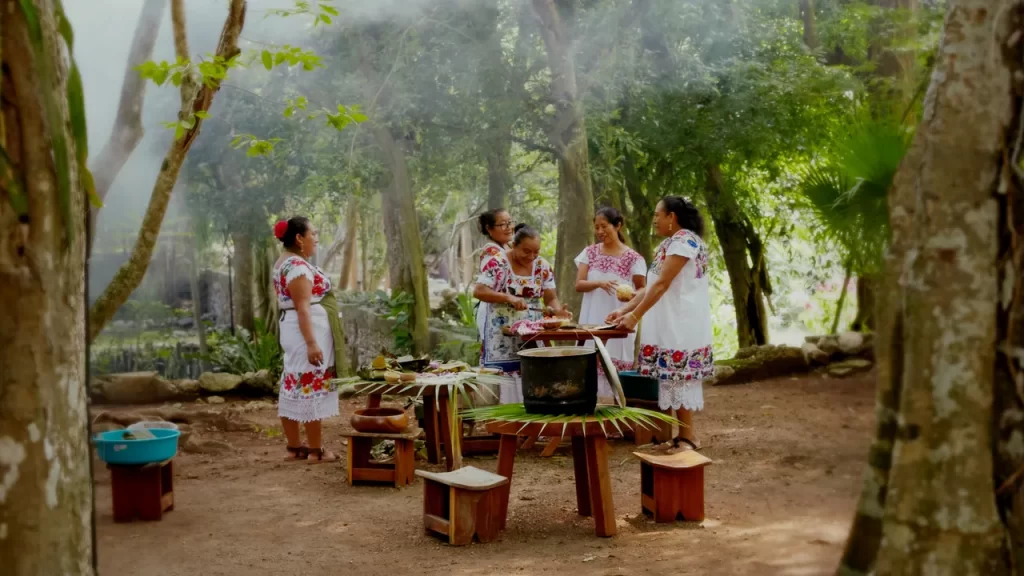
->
[0,1,93,572]
[88,0,165,246]
[232,231,254,334]
[703,165,770,348]
[87,0,247,342]
[532,0,594,315]
[838,0,1014,571]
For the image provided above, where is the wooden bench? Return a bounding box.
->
[340,427,421,488]
[108,458,175,522]
[634,450,712,523]
[416,466,509,546]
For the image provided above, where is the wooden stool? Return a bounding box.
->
[416,466,508,546]
[108,459,175,523]
[340,427,421,488]
[635,450,712,522]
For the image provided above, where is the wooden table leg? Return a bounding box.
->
[584,435,616,537]
[495,434,518,529]
[422,392,441,465]
[437,393,459,470]
[570,435,591,517]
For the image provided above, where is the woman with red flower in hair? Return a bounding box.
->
[272,216,347,463]
[608,197,714,453]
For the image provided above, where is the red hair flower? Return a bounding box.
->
[273,220,288,239]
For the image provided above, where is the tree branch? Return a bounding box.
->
[510,135,558,157]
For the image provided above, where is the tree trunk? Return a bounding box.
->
[341,207,359,290]
[189,233,210,371]
[486,139,513,210]
[839,0,1014,571]
[532,0,595,314]
[703,165,770,348]
[371,123,431,354]
[799,0,818,50]
[0,1,94,572]
[851,274,876,332]
[831,260,852,335]
[88,0,165,246]
[87,0,247,342]
[231,231,254,334]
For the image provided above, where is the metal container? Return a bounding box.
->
[519,347,598,415]
[618,371,659,402]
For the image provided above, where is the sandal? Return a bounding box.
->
[284,445,309,461]
[667,437,701,454]
[306,447,341,464]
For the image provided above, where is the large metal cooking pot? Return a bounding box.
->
[519,346,598,415]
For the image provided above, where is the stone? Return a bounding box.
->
[837,332,865,355]
[801,342,830,366]
[828,358,873,378]
[714,346,809,386]
[176,423,194,444]
[206,395,226,405]
[199,372,243,394]
[100,372,179,405]
[240,370,276,395]
[713,364,735,381]
[93,411,152,427]
[817,336,840,356]
[173,379,201,395]
[92,421,123,434]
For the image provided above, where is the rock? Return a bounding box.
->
[183,435,234,455]
[176,423,194,444]
[817,336,840,356]
[92,421,123,434]
[714,346,809,386]
[837,332,865,355]
[199,372,243,394]
[713,364,735,381]
[99,372,179,405]
[139,407,192,423]
[239,370,276,395]
[828,358,874,378]
[801,342,830,366]
[206,395,226,405]
[92,411,154,427]
[173,379,201,396]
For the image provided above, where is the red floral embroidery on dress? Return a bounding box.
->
[650,230,708,279]
[274,256,331,305]
[477,245,511,293]
[280,367,336,399]
[584,244,642,280]
[637,344,714,382]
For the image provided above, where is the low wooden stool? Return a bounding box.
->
[341,427,421,488]
[108,458,175,523]
[416,466,509,546]
[635,450,712,523]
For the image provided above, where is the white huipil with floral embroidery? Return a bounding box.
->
[274,255,339,423]
[574,244,647,398]
[637,230,714,411]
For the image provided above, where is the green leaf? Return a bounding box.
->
[320,4,339,16]
[194,110,210,120]
[261,49,273,70]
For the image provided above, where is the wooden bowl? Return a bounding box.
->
[350,408,409,434]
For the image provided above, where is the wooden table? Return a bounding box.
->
[501,326,632,345]
[486,418,618,537]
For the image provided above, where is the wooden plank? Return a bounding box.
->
[653,469,679,523]
[437,393,459,470]
[632,450,712,470]
[571,436,591,517]
[338,427,423,440]
[415,466,507,491]
[351,468,396,483]
[641,493,656,516]
[539,437,561,457]
[584,435,616,537]
[519,435,538,451]
[495,434,518,529]
[423,513,450,536]
[461,436,501,454]
[393,438,415,487]
[679,467,705,522]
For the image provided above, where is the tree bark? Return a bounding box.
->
[799,0,818,50]
[531,0,595,315]
[0,1,93,572]
[189,232,210,371]
[88,0,165,245]
[831,260,852,334]
[87,0,247,342]
[231,231,254,334]
[851,274,876,332]
[340,203,359,290]
[839,0,1014,571]
[703,164,770,348]
[486,139,513,210]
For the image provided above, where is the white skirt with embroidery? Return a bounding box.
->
[659,380,704,411]
[277,308,340,423]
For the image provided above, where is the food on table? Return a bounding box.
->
[616,283,635,301]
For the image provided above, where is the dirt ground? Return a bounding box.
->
[93,372,875,576]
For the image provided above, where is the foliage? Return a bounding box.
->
[433,339,481,366]
[204,318,283,377]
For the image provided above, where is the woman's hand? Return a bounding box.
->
[605,308,625,324]
[597,280,619,296]
[506,295,528,311]
[306,342,324,367]
[553,304,573,319]
[615,311,639,332]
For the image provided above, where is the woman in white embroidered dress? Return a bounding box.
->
[474,208,515,341]
[273,217,343,463]
[574,207,647,399]
[473,224,571,403]
[608,197,713,453]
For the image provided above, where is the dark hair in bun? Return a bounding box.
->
[274,216,311,249]
[512,223,539,245]
[595,206,626,243]
[660,196,705,237]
